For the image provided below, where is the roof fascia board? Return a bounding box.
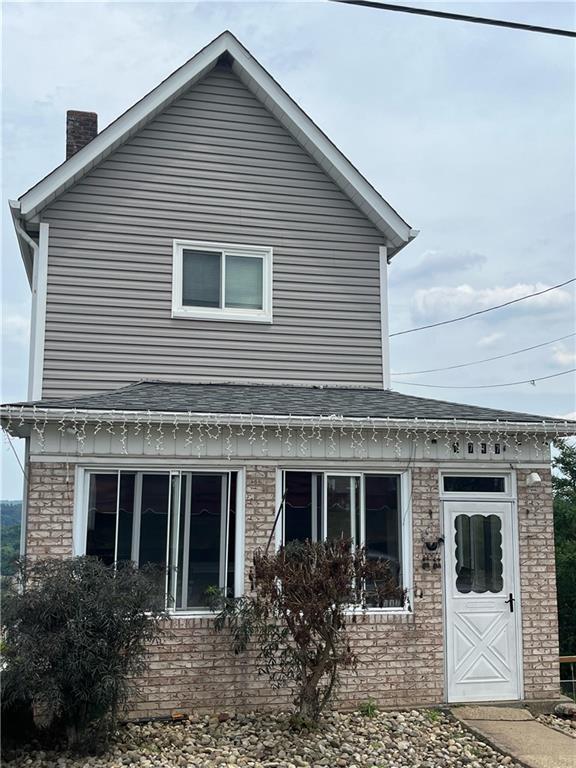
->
[17,31,415,252]
[18,37,228,219]
[10,200,35,286]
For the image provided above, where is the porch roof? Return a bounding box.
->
[6,380,572,427]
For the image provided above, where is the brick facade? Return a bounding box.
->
[24,460,559,716]
[516,468,560,700]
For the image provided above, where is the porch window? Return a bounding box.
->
[84,470,240,611]
[282,471,405,608]
[172,240,272,322]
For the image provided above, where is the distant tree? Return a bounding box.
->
[552,440,576,656]
[0,500,21,576]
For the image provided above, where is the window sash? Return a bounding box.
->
[172,240,272,322]
[83,469,239,611]
[282,471,406,609]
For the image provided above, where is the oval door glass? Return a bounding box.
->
[454,514,503,594]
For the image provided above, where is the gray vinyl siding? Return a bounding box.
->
[40,66,386,398]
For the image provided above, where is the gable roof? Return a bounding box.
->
[6,380,573,429]
[13,31,416,261]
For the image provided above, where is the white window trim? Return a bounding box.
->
[73,465,246,617]
[439,470,513,500]
[172,239,273,323]
[276,468,413,614]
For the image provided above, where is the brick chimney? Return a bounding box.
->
[66,110,98,159]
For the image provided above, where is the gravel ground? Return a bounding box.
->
[5,709,524,768]
[536,713,576,738]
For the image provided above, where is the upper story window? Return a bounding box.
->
[172,240,273,323]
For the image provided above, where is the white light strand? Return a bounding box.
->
[120,415,128,455]
[225,423,233,460]
[145,410,153,448]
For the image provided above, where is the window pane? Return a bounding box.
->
[116,473,135,561]
[139,474,170,582]
[284,472,322,544]
[182,249,221,307]
[227,473,237,599]
[444,476,505,493]
[364,475,403,607]
[326,476,359,544]
[86,474,118,565]
[225,255,263,310]
[179,474,227,609]
[455,514,503,594]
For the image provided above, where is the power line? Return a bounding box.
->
[392,333,576,375]
[391,368,576,389]
[329,1,576,38]
[390,278,576,337]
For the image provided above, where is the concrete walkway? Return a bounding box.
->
[451,706,575,768]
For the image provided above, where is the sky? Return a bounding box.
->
[1,0,575,498]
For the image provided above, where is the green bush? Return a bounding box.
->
[1,557,167,752]
[553,440,576,656]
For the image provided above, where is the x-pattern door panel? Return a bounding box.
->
[444,501,521,702]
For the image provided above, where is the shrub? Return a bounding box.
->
[1,557,167,751]
[213,539,405,726]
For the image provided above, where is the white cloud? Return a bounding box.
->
[392,249,487,283]
[411,283,573,323]
[477,332,504,347]
[2,311,30,345]
[557,411,576,421]
[552,344,576,367]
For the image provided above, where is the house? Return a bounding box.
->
[3,31,573,717]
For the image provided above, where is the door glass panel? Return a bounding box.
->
[454,514,503,594]
[326,476,359,545]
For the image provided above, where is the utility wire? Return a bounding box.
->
[392,333,576,375]
[390,278,576,337]
[391,368,576,389]
[329,0,576,38]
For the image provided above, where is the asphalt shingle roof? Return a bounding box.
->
[14,381,568,424]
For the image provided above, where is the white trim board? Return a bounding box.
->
[14,31,415,256]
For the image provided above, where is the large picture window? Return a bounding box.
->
[82,470,241,611]
[172,240,272,323]
[282,471,406,608]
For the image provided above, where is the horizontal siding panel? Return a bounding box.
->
[41,67,385,397]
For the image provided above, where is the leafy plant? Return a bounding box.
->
[358,698,378,717]
[552,440,576,656]
[423,708,442,723]
[1,557,167,751]
[212,538,404,726]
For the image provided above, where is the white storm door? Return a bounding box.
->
[444,501,521,702]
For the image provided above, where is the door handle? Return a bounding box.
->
[504,593,515,613]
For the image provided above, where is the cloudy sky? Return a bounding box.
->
[2,0,575,498]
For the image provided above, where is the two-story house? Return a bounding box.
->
[3,31,573,717]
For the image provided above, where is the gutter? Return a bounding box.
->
[1,405,574,438]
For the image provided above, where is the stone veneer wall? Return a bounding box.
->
[516,467,560,700]
[23,461,559,716]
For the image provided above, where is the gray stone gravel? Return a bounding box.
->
[536,713,576,738]
[5,709,524,768]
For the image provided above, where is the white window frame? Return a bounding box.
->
[172,239,273,323]
[278,469,412,613]
[73,466,246,617]
[439,471,513,500]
